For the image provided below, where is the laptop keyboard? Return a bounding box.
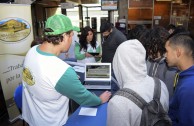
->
[84,81,111,89]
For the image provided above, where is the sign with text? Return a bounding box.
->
[0,3,33,122]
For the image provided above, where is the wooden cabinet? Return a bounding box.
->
[128,0,153,29]
[170,1,190,28]
[153,1,171,27]
[125,0,193,35]
[188,0,194,37]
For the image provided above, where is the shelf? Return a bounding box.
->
[128,20,152,24]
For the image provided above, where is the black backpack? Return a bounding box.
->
[115,77,172,126]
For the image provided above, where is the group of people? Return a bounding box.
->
[60,18,127,64]
[108,24,194,126]
[22,14,111,126]
[22,13,194,126]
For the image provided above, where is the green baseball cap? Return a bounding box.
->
[45,14,80,35]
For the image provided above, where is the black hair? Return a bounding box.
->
[167,26,188,40]
[31,37,43,47]
[79,26,97,51]
[168,33,194,58]
[100,22,113,33]
[128,24,147,40]
[43,28,72,45]
[139,26,170,60]
[166,24,176,31]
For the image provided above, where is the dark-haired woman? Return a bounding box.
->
[75,26,101,63]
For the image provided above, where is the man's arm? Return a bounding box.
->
[170,82,194,126]
[55,67,101,106]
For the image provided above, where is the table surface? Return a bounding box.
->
[64,102,108,126]
[65,62,117,126]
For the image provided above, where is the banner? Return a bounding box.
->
[0,4,33,55]
[0,55,24,122]
[0,4,33,122]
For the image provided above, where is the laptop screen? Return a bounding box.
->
[84,63,111,82]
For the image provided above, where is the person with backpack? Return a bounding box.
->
[165,33,194,126]
[107,40,170,126]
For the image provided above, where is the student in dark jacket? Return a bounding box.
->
[100,22,127,63]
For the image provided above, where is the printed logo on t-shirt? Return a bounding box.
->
[22,67,35,86]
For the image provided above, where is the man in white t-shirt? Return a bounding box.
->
[22,14,111,126]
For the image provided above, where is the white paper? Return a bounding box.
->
[79,107,97,116]
[73,66,85,73]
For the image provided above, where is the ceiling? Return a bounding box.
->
[67,0,99,4]
[34,0,100,7]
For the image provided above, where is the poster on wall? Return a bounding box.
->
[0,3,33,122]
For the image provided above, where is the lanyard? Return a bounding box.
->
[173,72,180,91]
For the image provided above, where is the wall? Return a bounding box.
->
[118,0,128,22]
[188,0,194,37]
[154,1,171,27]
[127,0,153,29]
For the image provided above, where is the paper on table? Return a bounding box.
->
[73,66,85,73]
[79,107,97,116]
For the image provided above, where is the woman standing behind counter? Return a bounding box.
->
[75,26,101,63]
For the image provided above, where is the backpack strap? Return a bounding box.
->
[153,77,161,101]
[162,65,168,80]
[114,77,161,110]
[115,87,147,110]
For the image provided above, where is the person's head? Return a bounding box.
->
[140,26,170,60]
[167,25,188,39]
[100,22,113,37]
[167,24,176,34]
[128,24,147,40]
[113,40,147,88]
[79,26,96,50]
[44,14,79,53]
[165,33,194,70]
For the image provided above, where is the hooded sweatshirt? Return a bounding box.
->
[107,40,169,126]
[147,57,177,99]
[169,65,194,126]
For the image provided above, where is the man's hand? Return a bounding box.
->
[99,91,112,103]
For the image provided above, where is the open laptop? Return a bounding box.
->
[84,63,111,89]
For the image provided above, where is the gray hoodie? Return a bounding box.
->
[107,39,169,126]
[147,57,177,99]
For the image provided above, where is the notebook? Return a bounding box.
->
[84,63,111,89]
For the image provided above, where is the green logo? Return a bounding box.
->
[22,67,35,86]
